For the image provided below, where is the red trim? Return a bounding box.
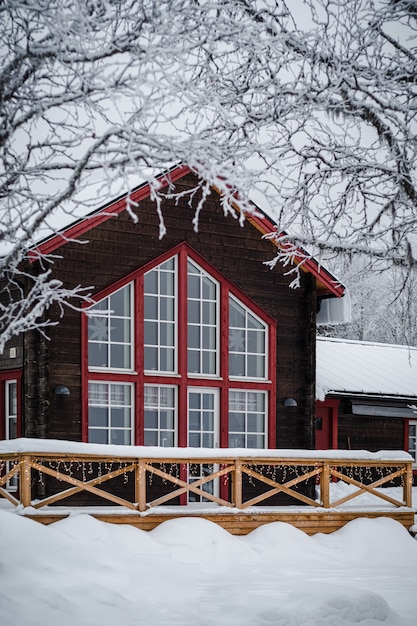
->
[268,320,277,448]
[177,251,188,448]
[135,275,144,445]
[0,370,22,440]
[81,308,89,442]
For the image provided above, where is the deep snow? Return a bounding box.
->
[1,502,417,625]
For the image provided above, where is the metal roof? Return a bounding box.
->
[316,337,417,401]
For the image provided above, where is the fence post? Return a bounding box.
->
[233,460,242,509]
[135,458,147,512]
[320,461,330,508]
[20,455,32,508]
[404,461,413,508]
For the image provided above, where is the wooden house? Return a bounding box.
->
[316,337,417,472]
[1,165,347,455]
[1,166,415,533]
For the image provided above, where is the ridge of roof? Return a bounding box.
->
[317,337,417,351]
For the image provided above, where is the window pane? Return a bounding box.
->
[111,318,131,343]
[188,325,200,348]
[111,408,131,428]
[144,296,158,319]
[160,322,174,346]
[247,434,264,448]
[111,430,131,445]
[188,350,200,374]
[144,431,158,446]
[188,301,200,324]
[203,433,213,447]
[144,271,158,294]
[89,407,108,427]
[189,412,201,431]
[89,344,108,368]
[229,300,245,327]
[229,413,245,432]
[248,413,265,432]
[202,351,216,374]
[160,271,174,296]
[247,355,264,378]
[160,347,174,372]
[160,431,174,446]
[145,321,158,345]
[188,275,200,298]
[189,433,201,447]
[203,412,213,431]
[229,434,245,448]
[189,393,201,410]
[202,326,215,349]
[144,410,158,429]
[110,287,130,316]
[89,429,108,444]
[202,277,216,299]
[144,346,158,370]
[110,344,131,369]
[229,353,245,377]
[202,302,216,324]
[248,330,265,353]
[160,297,174,321]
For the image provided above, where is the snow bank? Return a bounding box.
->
[1,510,417,625]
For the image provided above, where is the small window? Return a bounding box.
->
[88,382,133,445]
[228,390,267,448]
[229,296,267,379]
[144,258,176,373]
[187,260,218,376]
[144,385,176,446]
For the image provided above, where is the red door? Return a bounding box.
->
[315,400,339,450]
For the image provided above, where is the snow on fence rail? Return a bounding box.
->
[0,441,413,512]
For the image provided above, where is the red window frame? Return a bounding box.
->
[81,242,276,447]
[0,370,22,441]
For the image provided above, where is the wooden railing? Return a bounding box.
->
[0,450,413,512]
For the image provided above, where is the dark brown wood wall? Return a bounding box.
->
[337,400,405,451]
[22,173,317,448]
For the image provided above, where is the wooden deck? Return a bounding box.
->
[0,446,414,535]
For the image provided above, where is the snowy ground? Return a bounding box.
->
[1,486,417,626]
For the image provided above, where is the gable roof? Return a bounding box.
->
[29,164,345,298]
[316,337,417,401]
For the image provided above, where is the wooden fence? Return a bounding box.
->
[0,451,413,512]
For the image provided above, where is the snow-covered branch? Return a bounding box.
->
[1,0,417,347]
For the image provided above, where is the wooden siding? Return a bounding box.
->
[337,402,406,452]
[26,509,415,536]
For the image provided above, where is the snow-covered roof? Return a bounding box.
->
[316,337,417,401]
